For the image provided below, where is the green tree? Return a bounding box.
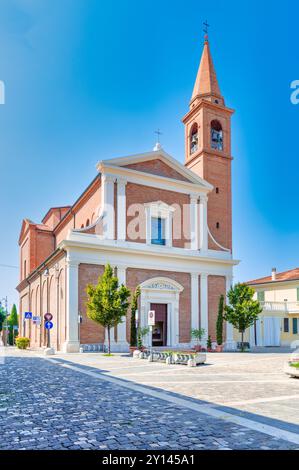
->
[130,286,140,347]
[224,283,262,351]
[8,304,18,345]
[86,264,131,354]
[0,305,5,332]
[216,294,224,346]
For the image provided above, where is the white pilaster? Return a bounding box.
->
[63,258,80,352]
[117,177,127,241]
[190,194,199,250]
[199,194,208,252]
[102,174,115,240]
[200,273,208,346]
[191,273,199,343]
[224,274,237,351]
[108,266,129,352]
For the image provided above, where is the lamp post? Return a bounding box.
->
[0,297,9,347]
[43,264,59,354]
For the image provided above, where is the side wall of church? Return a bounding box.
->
[78,263,106,344]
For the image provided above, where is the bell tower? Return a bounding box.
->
[182,34,234,251]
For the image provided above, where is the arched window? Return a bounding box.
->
[86,219,90,227]
[211,120,223,151]
[190,123,198,155]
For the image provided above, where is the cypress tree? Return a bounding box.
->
[216,294,224,346]
[130,286,140,347]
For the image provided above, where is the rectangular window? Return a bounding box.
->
[257,291,265,302]
[151,217,166,246]
[293,318,298,335]
[284,318,289,333]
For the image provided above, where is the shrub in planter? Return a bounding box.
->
[15,337,30,350]
[207,335,213,352]
[190,328,205,352]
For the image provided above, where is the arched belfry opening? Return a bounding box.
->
[211,120,223,151]
[190,123,199,155]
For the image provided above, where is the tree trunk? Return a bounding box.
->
[107,326,111,355]
[241,331,244,352]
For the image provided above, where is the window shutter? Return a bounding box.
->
[293,318,298,335]
[257,291,265,302]
[296,288,299,301]
[284,318,289,333]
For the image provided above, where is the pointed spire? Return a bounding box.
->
[190,37,222,107]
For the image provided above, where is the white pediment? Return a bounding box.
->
[97,149,213,191]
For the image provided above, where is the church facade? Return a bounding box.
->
[17,38,238,352]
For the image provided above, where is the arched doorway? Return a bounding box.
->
[139,277,184,348]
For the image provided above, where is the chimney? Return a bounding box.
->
[271,267,276,281]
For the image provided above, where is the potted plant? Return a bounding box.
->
[137,326,150,351]
[190,328,205,352]
[207,335,213,352]
[216,294,224,352]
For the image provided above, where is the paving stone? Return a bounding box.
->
[0,353,298,450]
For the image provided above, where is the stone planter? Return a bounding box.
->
[215,344,223,352]
[284,362,299,378]
[173,352,206,365]
[193,345,202,352]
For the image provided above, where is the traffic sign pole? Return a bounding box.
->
[44,314,53,349]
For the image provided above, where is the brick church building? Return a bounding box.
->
[17,36,238,352]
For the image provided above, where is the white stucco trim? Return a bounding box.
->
[139,277,184,348]
[101,173,115,240]
[208,226,230,252]
[97,164,212,196]
[97,149,213,190]
[62,232,239,267]
[117,177,127,241]
[144,201,175,248]
[63,258,80,353]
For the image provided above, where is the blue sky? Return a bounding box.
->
[0,0,298,310]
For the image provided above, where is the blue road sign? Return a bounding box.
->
[24,312,32,320]
[45,321,53,330]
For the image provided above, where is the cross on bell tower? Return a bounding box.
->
[182,33,235,252]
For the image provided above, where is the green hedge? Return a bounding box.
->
[15,337,30,350]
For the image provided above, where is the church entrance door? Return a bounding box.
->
[150,303,167,347]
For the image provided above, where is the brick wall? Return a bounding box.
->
[124,159,191,182]
[78,263,105,344]
[126,183,191,248]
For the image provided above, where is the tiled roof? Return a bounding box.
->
[247,268,299,285]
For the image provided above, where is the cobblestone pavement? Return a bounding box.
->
[0,351,298,450]
[54,350,299,428]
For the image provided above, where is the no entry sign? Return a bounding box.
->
[44,313,53,322]
[148,310,155,326]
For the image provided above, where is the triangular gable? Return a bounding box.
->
[18,219,33,245]
[100,149,213,190]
